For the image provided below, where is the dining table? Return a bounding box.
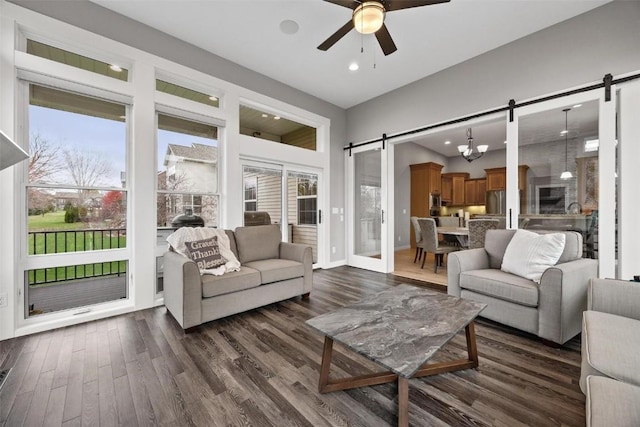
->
[437,226,469,248]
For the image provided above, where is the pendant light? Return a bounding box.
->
[560,108,573,180]
[457,128,488,162]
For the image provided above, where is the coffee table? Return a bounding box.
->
[306,284,486,426]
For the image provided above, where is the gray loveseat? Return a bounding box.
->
[164,224,313,330]
[448,229,598,345]
[580,278,640,427]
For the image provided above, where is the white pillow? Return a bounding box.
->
[501,229,566,283]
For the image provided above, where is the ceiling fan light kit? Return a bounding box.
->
[353,2,385,34]
[318,0,450,56]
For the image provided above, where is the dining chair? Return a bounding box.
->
[417,218,459,273]
[437,216,462,247]
[410,216,423,263]
[467,219,500,249]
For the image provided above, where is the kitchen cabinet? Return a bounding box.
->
[485,167,506,190]
[441,172,469,206]
[410,162,443,246]
[485,166,529,191]
[441,175,452,203]
[464,178,486,205]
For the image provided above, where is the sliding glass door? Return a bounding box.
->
[242,161,323,266]
[347,142,390,272]
[508,89,617,278]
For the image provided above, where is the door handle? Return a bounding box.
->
[318,209,322,224]
[381,210,385,224]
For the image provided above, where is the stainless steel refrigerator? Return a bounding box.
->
[486,190,506,214]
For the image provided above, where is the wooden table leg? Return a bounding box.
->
[398,376,409,427]
[318,336,333,392]
[465,322,479,367]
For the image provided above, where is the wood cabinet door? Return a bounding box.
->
[464,180,476,205]
[486,170,506,190]
[452,177,466,205]
[441,176,452,202]
[429,167,442,193]
[477,179,487,205]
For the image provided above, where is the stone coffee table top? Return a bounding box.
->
[306,284,486,378]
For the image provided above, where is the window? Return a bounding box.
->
[297,177,317,225]
[239,104,316,150]
[244,177,257,212]
[156,113,219,229]
[156,79,219,108]
[26,39,128,81]
[25,83,129,316]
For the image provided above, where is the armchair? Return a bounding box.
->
[448,229,598,345]
[580,279,640,426]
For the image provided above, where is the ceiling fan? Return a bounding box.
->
[318,0,450,56]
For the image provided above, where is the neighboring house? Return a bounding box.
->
[160,143,218,225]
[54,191,79,210]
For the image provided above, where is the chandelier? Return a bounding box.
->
[457,128,488,162]
[560,108,574,180]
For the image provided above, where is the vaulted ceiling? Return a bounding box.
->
[91,0,611,109]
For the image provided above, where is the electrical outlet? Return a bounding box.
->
[0,293,7,308]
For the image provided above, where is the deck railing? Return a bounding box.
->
[28,228,127,285]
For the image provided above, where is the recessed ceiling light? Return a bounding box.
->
[348,63,359,71]
[444,140,451,145]
[280,20,299,35]
[561,130,568,135]
[273,116,281,120]
[504,140,508,144]
[573,104,582,108]
[209,95,218,101]
[262,113,268,118]
[109,64,123,72]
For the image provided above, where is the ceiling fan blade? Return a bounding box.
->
[375,23,397,56]
[386,0,450,12]
[318,20,354,51]
[323,0,360,10]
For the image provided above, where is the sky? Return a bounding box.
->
[30,105,217,188]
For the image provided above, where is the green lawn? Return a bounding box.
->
[28,211,85,231]
[27,210,127,285]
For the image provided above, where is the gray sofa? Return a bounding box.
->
[580,278,640,427]
[163,224,313,330]
[448,229,598,345]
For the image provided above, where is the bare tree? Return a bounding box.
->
[62,148,114,188]
[28,133,62,183]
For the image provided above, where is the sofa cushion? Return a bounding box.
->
[485,229,516,269]
[243,259,304,284]
[201,266,261,298]
[501,229,565,283]
[225,229,240,260]
[484,229,582,269]
[234,224,281,264]
[460,269,539,307]
[582,310,640,387]
[586,376,640,427]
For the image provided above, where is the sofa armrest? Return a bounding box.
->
[280,242,313,294]
[588,278,640,321]
[538,258,598,344]
[447,249,490,297]
[163,251,202,329]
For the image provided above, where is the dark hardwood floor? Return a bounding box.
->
[0,266,585,426]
